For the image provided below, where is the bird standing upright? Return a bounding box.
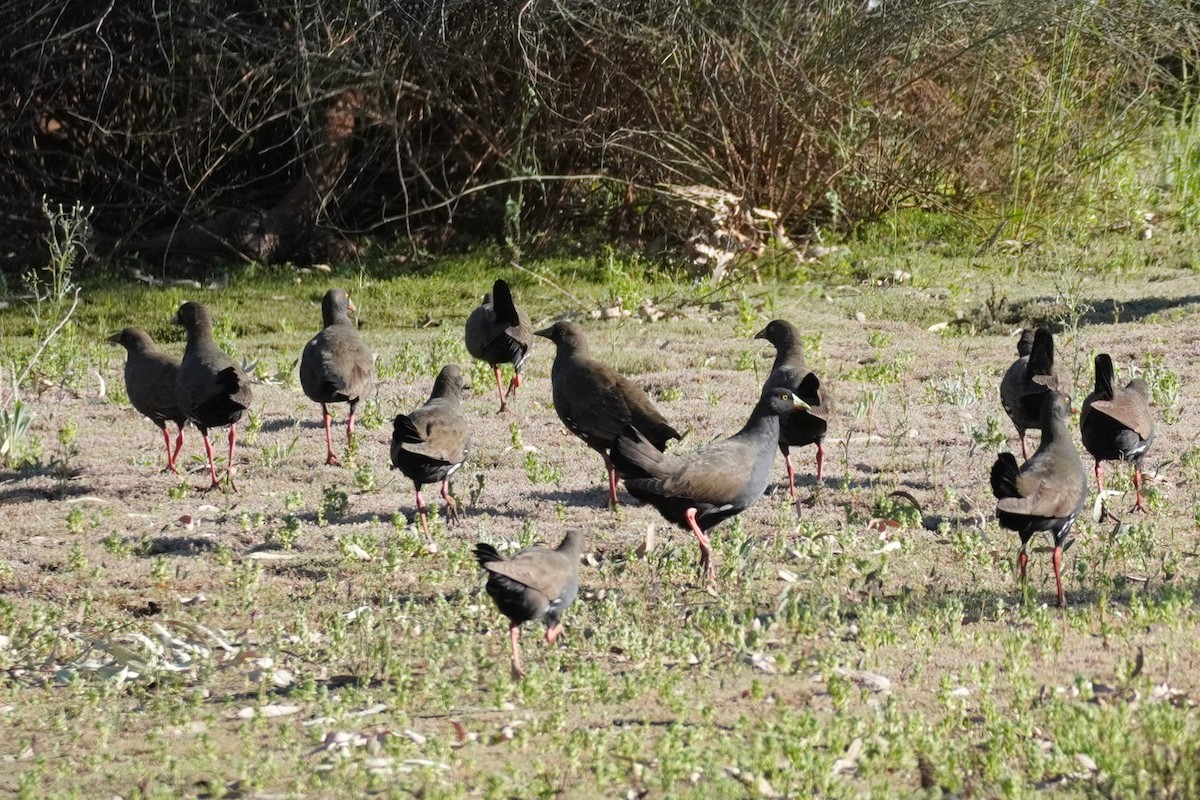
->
[754,319,833,499]
[390,365,471,544]
[465,279,533,413]
[990,391,1088,607]
[474,530,585,678]
[173,302,253,491]
[536,321,681,506]
[610,386,808,585]
[1000,327,1070,459]
[300,288,375,465]
[109,327,188,473]
[1080,354,1155,513]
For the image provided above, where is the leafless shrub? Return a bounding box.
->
[0,0,1194,272]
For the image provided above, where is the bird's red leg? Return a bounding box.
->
[346,405,356,447]
[1094,460,1103,493]
[440,479,459,525]
[493,366,508,413]
[602,453,619,507]
[322,403,339,466]
[1132,466,1146,513]
[1052,545,1066,607]
[415,488,432,543]
[159,427,177,474]
[171,424,185,473]
[1017,548,1028,583]
[815,442,825,482]
[226,425,238,492]
[684,507,715,584]
[783,453,797,500]
[1019,433,1029,461]
[545,623,564,645]
[506,371,521,399]
[509,624,525,678]
[201,432,220,490]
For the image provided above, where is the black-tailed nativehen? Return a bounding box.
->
[390,365,471,543]
[990,391,1088,607]
[465,278,533,413]
[173,302,253,491]
[754,319,833,499]
[300,288,374,465]
[474,530,585,678]
[610,386,808,585]
[537,321,681,506]
[1080,353,1155,513]
[1000,327,1070,459]
[109,327,188,473]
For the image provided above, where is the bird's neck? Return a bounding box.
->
[183,324,214,353]
[430,388,461,407]
[772,345,805,375]
[735,402,782,441]
[1040,418,1065,446]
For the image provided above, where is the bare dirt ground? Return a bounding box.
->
[2,260,1200,797]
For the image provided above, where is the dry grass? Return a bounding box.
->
[1,239,1200,798]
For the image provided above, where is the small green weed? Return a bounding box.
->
[261,436,298,470]
[354,462,376,492]
[525,451,562,486]
[65,506,84,535]
[318,485,349,525]
[971,415,1008,451]
[1141,354,1180,423]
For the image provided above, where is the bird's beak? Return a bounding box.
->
[792,394,810,410]
[106,332,120,343]
[170,314,180,325]
[534,327,553,339]
[347,298,357,313]
[753,327,767,340]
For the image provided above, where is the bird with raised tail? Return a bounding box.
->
[990,391,1088,607]
[109,327,188,474]
[1000,327,1070,459]
[754,319,833,501]
[537,320,682,507]
[610,386,808,586]
[390,365,471,544]
[300,288,375,466]
[475,530,585,678]
[465,279,533,413]
[1080,354,1155,513]
[173,303,253,491]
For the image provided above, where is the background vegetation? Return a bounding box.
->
[1,0,1197,274]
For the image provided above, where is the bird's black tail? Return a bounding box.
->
[492,279,520,327]
[1093,353,1115,400]
[610,425,664,480]
[1028,327,1055,377]
[474,542,503,569]
[797,372,822,406]
[990,452,1022,499]
[391,413,421,445]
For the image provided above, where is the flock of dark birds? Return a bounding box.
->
[107,279,1156,676]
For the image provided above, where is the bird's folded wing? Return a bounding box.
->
[487,552,570,597]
